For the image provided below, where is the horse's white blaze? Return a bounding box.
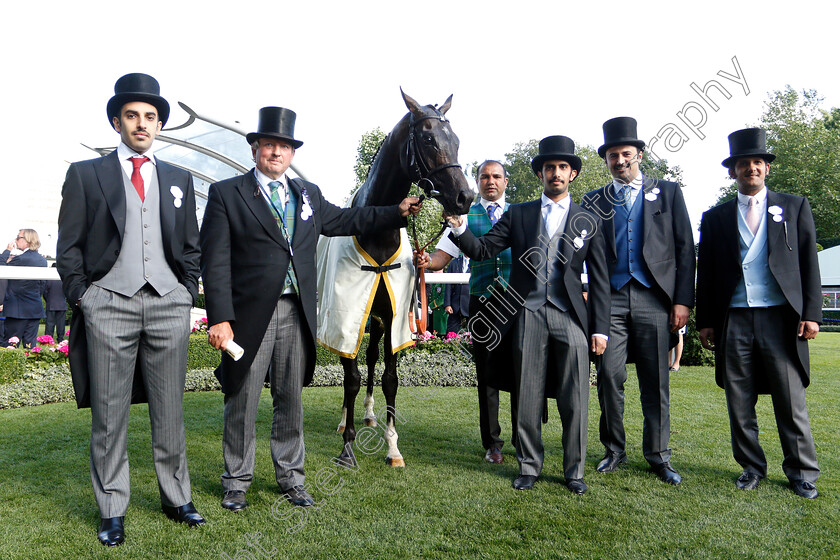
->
[337,407,348,433]
[363,393,377,426]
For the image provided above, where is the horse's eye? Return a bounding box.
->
[423,135,434,145]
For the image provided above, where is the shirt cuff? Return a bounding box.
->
[592,333,609,341]
[450,218,468,236]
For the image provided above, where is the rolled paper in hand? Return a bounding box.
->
[223,339,244,361]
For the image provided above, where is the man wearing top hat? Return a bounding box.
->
[57,73,204,546]
[696,128,821,499]
[416,160,519,465]
[581,117,695,485]
[445,136,610,494]
[200,107,421,512]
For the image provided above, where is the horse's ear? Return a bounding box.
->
[401,87,423,115]
[439,94,453,115]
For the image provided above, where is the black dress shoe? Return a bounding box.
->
[790,479,818,499]
[651,462,682,485]
[162,501,206,527]
[735,471,762,490]
[565,478,588,495]
[221,490,248,512]
[97,517,125,546]
[596,450,627,473]
[513,474,538,490]
[283,485,315,507]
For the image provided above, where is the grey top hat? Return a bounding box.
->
[106,73,170,128]
[598,116,646,158]
[531,135,582,175]
[722,128,775,168]
[246,107,303,148]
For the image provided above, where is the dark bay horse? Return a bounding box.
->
[330,90,473,467]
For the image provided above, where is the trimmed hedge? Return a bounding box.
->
[0,349,28,384]
[682,308,715,367]
[187,334,221,371]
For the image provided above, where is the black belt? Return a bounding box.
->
[360,263,402,274]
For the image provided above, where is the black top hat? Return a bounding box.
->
[598,116,646,158]
[531,136,582,175]
[722,128,775,168]
[106,73,170,129]
[246,107,303,148]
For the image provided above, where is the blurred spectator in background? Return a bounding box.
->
[1,229,47,347]
[443,254,470,334]
[44,263,67,342]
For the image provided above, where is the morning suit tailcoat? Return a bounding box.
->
[0,249,47,318]
[199,170,406,397]
[451,200,610,347]
[696,191,822,390]
[581,177,695,464]
[580,178,696,311]
[452,199,609,478]
[57,150,201,408]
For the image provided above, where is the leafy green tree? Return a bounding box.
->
[352,127,386,192]
[499,140,682,205]
[712,86,840,240]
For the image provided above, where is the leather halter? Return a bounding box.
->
[405,109,462,198]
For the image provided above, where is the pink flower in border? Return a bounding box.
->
[445,331,458,340]
[8,336,20,344]
[31,347,41,354]
[37,335,56,345]
[57,345,69,355]
[65,329,71,336]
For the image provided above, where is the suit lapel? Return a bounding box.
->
[765,190,785,256]
[719,199,741,265]
[96,151,127,242]
[558,203,580,269]
[156,161,176,257]
[641,177,663,246]
[524,199,543,247]
[238,171,286,247]
[595,185,616,258]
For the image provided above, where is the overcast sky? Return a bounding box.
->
[2,0,838,256]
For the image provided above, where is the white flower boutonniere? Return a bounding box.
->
[573,229,589,250]
[644,187,660,202]
[768,205,783,223]
[300,186,313,221]
[170,186,184,209]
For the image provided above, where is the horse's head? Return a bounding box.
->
[400,89,473,216]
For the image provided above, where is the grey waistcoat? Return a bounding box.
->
[523,213,572,312]
[94,169,179,297]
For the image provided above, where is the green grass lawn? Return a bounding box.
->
[1,334,838,559]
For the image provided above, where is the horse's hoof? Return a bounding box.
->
[386,456,405,468]
[363,418,378,428]
[336,425,345,434]
[336,451,358,468]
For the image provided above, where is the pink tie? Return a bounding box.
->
[745,196,760,236]
[131,156,150,202]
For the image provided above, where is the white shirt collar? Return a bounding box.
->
[255,168,287,191]
[117,141,157,164]
[541,193,570,210]
[479,195,505,209]
[612,172,643,194]
[737,186,767,207]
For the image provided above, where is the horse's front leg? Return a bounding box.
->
[364,316,384,428]
[337,356,361,467]
[381,319,405,467]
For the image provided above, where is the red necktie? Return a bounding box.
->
[131,156,150,202]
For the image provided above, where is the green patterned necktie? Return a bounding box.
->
[268,180,298,294]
